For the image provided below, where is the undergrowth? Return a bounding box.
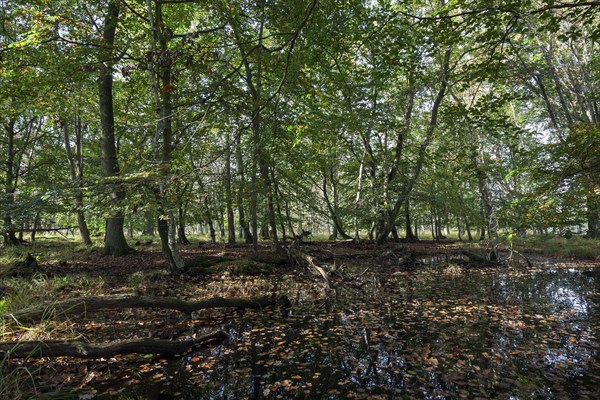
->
[514,235,600,260]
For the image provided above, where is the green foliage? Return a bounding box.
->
[0,0,597,246]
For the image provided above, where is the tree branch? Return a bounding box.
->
[0,331,227,358]
[9,294,290,323]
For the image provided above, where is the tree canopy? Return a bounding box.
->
[1,0,599,257]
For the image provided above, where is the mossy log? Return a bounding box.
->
[8,294,290,323]
[0,330,227,358]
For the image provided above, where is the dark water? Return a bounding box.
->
[100,265,600,399]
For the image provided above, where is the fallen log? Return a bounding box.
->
[0,330,227,359]
[9,295,290,323]
[507,248,534,268]
[286,246,334,288]
[460,249,499,266]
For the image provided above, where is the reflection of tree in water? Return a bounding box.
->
[126,266,600,399]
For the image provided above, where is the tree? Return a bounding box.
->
[98,0,131,255]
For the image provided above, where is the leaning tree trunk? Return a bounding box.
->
[99,0,130,256]
[376,49,451,243]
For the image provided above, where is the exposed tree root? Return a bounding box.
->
[0,330,227,358]
[9,294,290,323]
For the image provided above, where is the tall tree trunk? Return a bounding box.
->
[62,118,92,246]
[146,0,183,269]
[430,208,436,240]
[233,0,289,254]
[225,132,236,244]
[235,139,253,243]
[452,90,497,258]
[354,152,365,239]
[99,0,130,256]
[3,119,19,245]
[376,48,452,243]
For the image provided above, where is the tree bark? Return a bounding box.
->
[99,0,130,256]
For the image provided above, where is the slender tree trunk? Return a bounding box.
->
[3,119,19,246]
[63,119,92,246]
[376,48,452,243]
[405,201,415,241]
[430,208,436,240]
[414,218,419,241]
[271,167,288,243]
[586,191,600,238]
[235,140,253,243]
[322,172,352,240]
[177,206,190,245]
[146,0,183,269]
[207,216,216,244]
[464,216,473,241]
[354,152,365,239]
[225,132,236,244]
[99,0,130,256]
[31,212,40,242]
[143,213,155,236]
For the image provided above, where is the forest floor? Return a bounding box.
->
[1,238,600,399]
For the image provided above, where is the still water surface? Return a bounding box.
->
[108,264,600,399]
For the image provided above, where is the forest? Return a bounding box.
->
[1,0,600,399]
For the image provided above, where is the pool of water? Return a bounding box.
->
[96,265,600,399]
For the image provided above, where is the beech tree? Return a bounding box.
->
[0,0,597,251]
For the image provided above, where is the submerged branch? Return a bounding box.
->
[0,331,227,358]
[9,295,289,323]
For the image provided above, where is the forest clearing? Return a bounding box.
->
[1,0,600,398]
